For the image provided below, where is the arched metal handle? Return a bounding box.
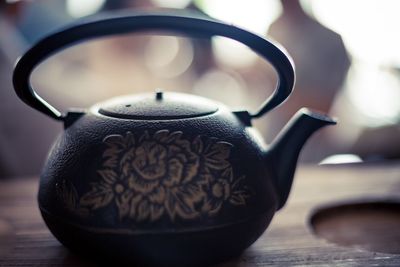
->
[13,10,295,121]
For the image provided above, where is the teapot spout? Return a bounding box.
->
[267,108,336,210]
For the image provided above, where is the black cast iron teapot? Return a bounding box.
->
[13,11,336,266]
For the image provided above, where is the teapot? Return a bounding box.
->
[13,11,336,266]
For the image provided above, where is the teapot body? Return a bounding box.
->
[38,96,279,265]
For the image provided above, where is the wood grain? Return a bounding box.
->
[1,162,400,266]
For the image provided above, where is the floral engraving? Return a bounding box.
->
[56,179,89,217]
[75,130,252,222]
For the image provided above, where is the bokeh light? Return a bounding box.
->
[305,0,400,126]
[149,0,191,8]
[193,69,248,108]
[66,0,106,18]
[144,36,194,78]
[197,0,282,68]
[307,0,400,65]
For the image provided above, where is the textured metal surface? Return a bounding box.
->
[38,104,278,265]
[35,99,337,265]
[97,92,219,120]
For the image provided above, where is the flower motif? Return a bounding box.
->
[201,178,231,216]
[78,170,133,219]
[75,130,253,223]
[56,179,89,217]
[121,130,200,196]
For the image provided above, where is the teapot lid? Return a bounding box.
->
[96,91,219,120]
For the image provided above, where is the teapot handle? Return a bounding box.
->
[13,10,295,121]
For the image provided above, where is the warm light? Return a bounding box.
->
[144,36,194,78]
[305,0,400,126]
[193,69,247,108]
[150,0,191,8]
[307,0,400,65]
[198,0,281,35]
[197,0,282,68]
[212,37,258,68]
[346,63,400,127]
[66,0,105,18]
[319,154,363,165]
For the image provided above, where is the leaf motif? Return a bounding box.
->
[229,187,252,206]
[103,147,124,157]
[64,188,78,210]
[202,199,223,216]
[198,173,213,184]
[120,147,135,176]
[97,169,117,184]
[229,194,246,205]
[176,184,205,210]
[203,141,233,170]
[80,183,113,210]
[149,205,164,221]
[201,200,212,213]
[116,190,133,219]
[102,145,123,168]
[103,134,125,147]
[103,157,118,168]
[181,158,199,184]
[139,131,150,143]
[222,167,234,182]
[165,191,177,219]
[58,180,78,211]
[165,131,182,143]
[167,144,181,156]
[175,138,191,152]
[124,132,135,148]
[205,158,230,170]
[137,200,151,221]
[173,153,188,163]
[165,189,198,220]
[121,161,130,177]
[148,186,166,205]
[166,158,183,186]
[154,130,170,142]
[116,201,130,220]
[192,136,203,154]
[202,137,217,154]
[129,194,142,219]
[171,188,200,219]
[205,141,233,161]
[231,175,245,189]
[175,203,199,219]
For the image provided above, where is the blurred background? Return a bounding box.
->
[0,0,399,178]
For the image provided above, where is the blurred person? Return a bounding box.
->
[266,0,350,162]
[0,1,62,177]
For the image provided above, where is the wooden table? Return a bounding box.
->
[1,162,400,266]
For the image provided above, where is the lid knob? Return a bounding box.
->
[155,90,163,101]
